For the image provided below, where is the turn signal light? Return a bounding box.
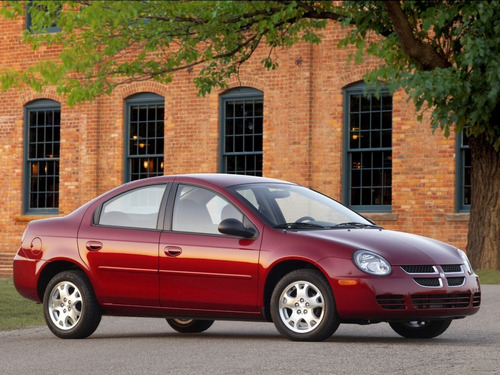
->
[338,279,358,286]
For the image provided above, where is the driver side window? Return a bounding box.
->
[172,185,244,235]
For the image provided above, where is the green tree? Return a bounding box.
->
[1,0,499,269]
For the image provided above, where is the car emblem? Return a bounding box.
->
[440,272,445,279]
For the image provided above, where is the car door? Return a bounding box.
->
[78,184,168,306]
[159,183,262,313]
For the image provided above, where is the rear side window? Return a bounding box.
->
[98,184,167,229]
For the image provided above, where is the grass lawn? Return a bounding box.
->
[0,277,44,330]
[1,270,499,331]
[476,269,500,285]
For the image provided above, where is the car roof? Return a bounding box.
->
[147,173,294,188]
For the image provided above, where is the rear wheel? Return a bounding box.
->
[166,318,214,333]
[389,319,452,339]
[270,269,339,341]
[43,270,101,339]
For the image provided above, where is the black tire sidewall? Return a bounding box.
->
[166,318,214,333]
[389,319,452,339]
[270,269,339,341]
[43,270,101,339]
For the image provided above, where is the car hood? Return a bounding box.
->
[302,228,461,265]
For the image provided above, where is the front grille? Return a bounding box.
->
[414,278,442,287]
[441,264,463,273]
[447,277,465,287]
[401,265,436,274]
[473,292,481,307]
[376,295,406,310]
[402,264,468,288]
[411,293,471,309]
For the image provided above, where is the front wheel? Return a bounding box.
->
[166,318,214,333]
[389,319,452,339]
[43,270,102,339]
[270,269,339,341]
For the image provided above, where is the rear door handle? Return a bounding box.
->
[86,241,103,251]
[164,246,182,257]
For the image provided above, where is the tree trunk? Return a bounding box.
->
[467,134,500,270]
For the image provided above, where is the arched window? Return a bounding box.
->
[343,82,393,212]
[24,99,61,214]
[124,93,165,181]
[220,87,263,176]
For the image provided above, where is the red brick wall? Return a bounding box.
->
[0,18,469,276]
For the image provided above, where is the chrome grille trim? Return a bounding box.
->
[401,264,467,288]
[401,265,437,274]
[446,277,465,287]
[441,264,464,273]
[413,277,443,288]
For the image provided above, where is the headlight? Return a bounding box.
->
[457,249,474,274]
[353,250,392,276]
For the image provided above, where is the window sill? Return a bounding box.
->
[15,215,62,223]
[360,213,399,222]
[446,213,470,222]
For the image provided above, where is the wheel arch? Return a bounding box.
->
[37,260,93,302]
[262,260,328,322]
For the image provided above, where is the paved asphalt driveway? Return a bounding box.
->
[1,285,498,375]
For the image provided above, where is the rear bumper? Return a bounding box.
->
[13,252,44,303]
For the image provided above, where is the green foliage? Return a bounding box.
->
[0,0,499,149]
[0,1,332,103]
[337,1,500,149]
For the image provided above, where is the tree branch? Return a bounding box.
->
[384,1,450,70]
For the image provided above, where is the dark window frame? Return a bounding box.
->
[24,99,61,215]
[456,132,471,212]
[25,1,61,34]
[219,87,264,176]
[124,92,165,182]
[342,82,393,213]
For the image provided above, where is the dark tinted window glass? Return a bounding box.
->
[25,102,60,213]
[126,95,165,181]
[345,86,392,211]
[221,89,263,176]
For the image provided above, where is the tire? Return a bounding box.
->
[166,318,214,333]
[270,269,339,341]
[389,319,452,339]
[43,270,102,339]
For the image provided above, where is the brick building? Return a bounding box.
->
[0,13,470,276]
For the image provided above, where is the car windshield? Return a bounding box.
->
[230,183,375,229]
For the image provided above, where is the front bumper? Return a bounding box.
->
[319,257,481,322]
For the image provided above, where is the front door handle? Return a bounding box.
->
[164,246,182,257]
[86,241,103,251]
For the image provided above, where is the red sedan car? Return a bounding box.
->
[14,174,480,341]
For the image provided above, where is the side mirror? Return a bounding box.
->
[218,218,257,239]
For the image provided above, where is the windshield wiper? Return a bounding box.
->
[274,222,325,230]
[331,222,382,229]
